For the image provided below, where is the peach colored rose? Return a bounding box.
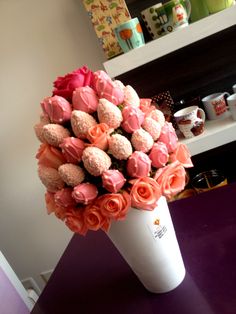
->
[87,123,110,150]
[129,177,161,210]
[98,191,131,220]
[36,143,66,169]
[45,191,67,220]
[84,203,111,232]
[65,208,88,235]
[154,161,186,200]
[169,143,193,168]
[139,99,155,114]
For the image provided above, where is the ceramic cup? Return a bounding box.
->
[174,105,205,138]
[226,93,236,120]
[202,92,230,120]
[232,84,236,93]
[114,18,145,53]
[141,0,191,40]
[204,0,234,14]
[192,169,227,194]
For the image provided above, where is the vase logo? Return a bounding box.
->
[148,219,167,240]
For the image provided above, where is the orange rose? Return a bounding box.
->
[154,161,186,200]
[45,191,67,220]
[36,143,66,169]
[87,123,110,150]
[84,203,111,232]
[129,177,161,210]
[65,208,88,235]
[98,191,131,220]
[169,143,193,168]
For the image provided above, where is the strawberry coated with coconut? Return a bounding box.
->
[34,66,193,235]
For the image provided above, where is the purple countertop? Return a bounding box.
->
[32,182,236,314]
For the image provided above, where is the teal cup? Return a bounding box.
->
[114,18,145,53]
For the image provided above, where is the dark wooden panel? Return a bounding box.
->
[116,26,236,104]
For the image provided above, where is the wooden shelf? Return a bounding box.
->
[179,114,236,156]
[103,5,236,78]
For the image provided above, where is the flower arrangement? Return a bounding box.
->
[34,66,193,236]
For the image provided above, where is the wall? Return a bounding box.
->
[0,0,105,289]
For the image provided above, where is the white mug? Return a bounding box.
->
[202,92,229,120]
[232,84,236,93]
[174,105,205,138]
[227,94,236,121]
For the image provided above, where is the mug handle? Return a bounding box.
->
[224,92,230,107]
[184,0,191,19]
[197,108,205,122]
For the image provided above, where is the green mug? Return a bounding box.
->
[150,0,191,37]
[190,0,209,22]
[204,0,234,14]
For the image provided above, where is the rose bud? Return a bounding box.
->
[108,134,133,160]
[72,86,99,113]
[54,188,77,208]
[149,142,169,168]
[131,128,154,153]
[158,122,178,153]
[36,143,66,169]
[127,151,151,178]
[60,137,85,163]
[41,96,72,124]
[102,170,126,193]
[123,85,140,107]
[97,99,123,129]
[72,183,98,205]
[121,106,144,133]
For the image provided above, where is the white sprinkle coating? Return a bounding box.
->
[82,147,111,176]
[109,134,133,160]
[123,85,140,107]
[131,128,154,153]
[34,122,47,143]
[142,117,162,141]
[149,109,165,127]
[38,166,65,192]
[71,110,97,139]
[58,163,85,187]
[42,124,70,147]
[97,99,122,128]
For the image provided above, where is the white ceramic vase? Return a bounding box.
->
[107,196,185,293]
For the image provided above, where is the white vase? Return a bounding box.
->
[107,196,185,293]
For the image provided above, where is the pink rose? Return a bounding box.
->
[53,66,93,102]
[65,208,88,235]
[59,137,85,163]
[149,142,169,168]
[102,170,126,193]
[154,161,186,200]
[41,96,72,124]
[121,106,145,133]
[72,183,98,205]
[169,143,193,168]
[98,191,131,220]
[36,143,66,169]
[87,123,110,151]
[129,177,161,210]
[127,151,151,178]
[54,188,77,208]
[72,86,99,113]
[45,191,67,220]
[158,122,178,153]
[84,203,110,232]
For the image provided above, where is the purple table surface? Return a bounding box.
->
[32,182,236,314]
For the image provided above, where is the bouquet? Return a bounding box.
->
[34,66,193,236]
